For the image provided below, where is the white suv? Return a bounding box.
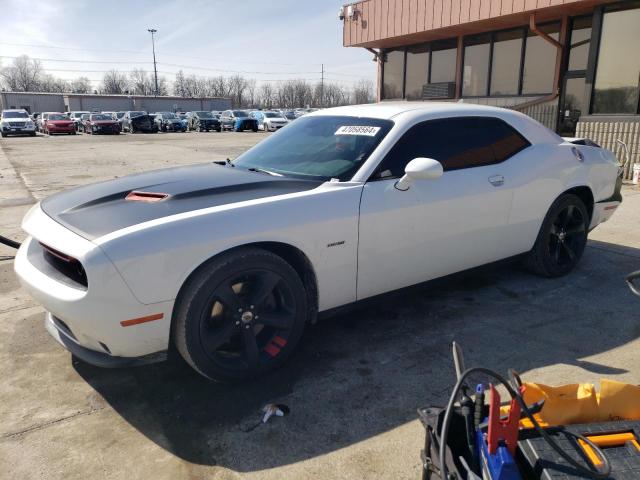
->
[0,109,36,137]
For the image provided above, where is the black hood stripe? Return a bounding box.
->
[41,164,321,240]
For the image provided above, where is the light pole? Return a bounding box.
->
[148,28,159,96]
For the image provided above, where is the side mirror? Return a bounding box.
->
[395,157,443,191]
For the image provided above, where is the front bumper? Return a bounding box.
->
[2,124,36,134]
[234,119,257,131]
[47,125,75,133]
[589,200,620,230]
[91,124,120,134]
[45,312,166,367]
[14,205,173,360]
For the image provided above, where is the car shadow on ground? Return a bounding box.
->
[75,239,640,472]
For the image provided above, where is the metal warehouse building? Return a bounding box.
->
[342,0,640,178]
[0,92,231,115]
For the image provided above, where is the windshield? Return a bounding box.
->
[162,113,177,119]
[3,111,30,119]
[264,112,281,118]
[195,111,213,118]
[233,116,393,181]
[284,112,296,119]
[130,111,145,117]
[91,114,112,121]
[116,112,125,119]
[48,114,68,120]
[233,110,248,117]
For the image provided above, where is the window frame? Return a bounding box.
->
[381,38,458,101]
[369,115,531,181]
[588,1,640,115]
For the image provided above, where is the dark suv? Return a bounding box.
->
[187,111,221,132]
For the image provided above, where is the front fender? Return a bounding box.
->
[97,183,364,312]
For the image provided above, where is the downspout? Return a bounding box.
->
[512,14,567,111]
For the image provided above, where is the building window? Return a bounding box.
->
[463,34,491,97]
[382,49,405,100]
[430,39,457,83]
[567,16,592,71]
[490,29,523,96]
[592,6,640,114]
[522,23,560,95]
[405,44,429,100]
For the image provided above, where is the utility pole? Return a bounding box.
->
[148,28,159,96]
[320,63,324,108]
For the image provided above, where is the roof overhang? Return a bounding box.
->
[343,0,616,49]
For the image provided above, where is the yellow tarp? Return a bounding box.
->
[502,380,640,427]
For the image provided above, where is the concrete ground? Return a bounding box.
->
[0,132,638,480]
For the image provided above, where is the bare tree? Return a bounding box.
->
[259,82,274,109]
[156,76,169,96]
[352,79,374,104]
[245,79,257,108]
[173,70,188,97]
[40,74,69,93]
[0,55,44,91]
[70,77,92,93]
[129,68,154,96]
[227,74,248,107]
[101,70,129,94]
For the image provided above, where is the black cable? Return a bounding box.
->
[439,367,611,480]
[0,235,21,250]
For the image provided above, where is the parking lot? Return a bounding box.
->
[1,132,639,480]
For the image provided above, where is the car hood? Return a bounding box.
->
[40,163,322,240]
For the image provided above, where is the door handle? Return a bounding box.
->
[488,175,505,187]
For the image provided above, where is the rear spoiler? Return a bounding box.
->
[562,137,601,147]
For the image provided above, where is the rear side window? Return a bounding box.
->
[375,116,530,178]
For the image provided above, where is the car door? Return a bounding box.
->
[356,116,531,301]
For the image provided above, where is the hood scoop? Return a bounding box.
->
[125,191,169,202]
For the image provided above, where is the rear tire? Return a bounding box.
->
[174,248,308,382]
[524,194,589,278]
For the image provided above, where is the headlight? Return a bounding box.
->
[26,121,34,127]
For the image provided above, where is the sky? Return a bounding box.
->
[0,0,375,90]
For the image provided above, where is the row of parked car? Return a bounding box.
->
[0,107,320,137]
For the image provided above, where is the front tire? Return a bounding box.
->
[174,248,308,382]
[525,194,589,277]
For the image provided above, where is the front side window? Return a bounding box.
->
[592,6,640,114]
[463,34,491,96]
[405,44,429,100]
[375,117,530,179]
[382,49,404,100]
[233,115,393,181]
[490,29,523,95]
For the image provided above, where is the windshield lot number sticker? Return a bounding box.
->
[335,125,380,136]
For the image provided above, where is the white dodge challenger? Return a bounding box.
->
[14,103,622,381]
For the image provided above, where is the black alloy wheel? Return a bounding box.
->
[174,248,308,381]
[548,204,586,268]
[525,194,589,277]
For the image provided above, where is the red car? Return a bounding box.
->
[43,113,76,135]
[82,113,121,135]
